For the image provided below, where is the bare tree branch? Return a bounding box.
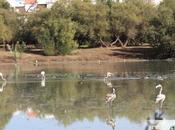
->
[100,37,109,47]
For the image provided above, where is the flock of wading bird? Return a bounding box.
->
[103,72,166,107]
[103,72,166,130]
[0,71,166,129]
[0,71,166,107]
[0,71,46,91]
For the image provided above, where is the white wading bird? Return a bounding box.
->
[105,72,113,79]
[155,84,166,108]
[104,72,113,82]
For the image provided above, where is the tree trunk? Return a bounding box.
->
[122,39,129,48]
[100,38,109,47]
[111,36,119,46]
[99,35,128,48]
[111,35,124,47]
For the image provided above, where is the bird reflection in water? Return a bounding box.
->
[41,78,45,87]
[0,80,7,93]
[105,80,113,88]
[105,88,116,105]
[26,107,37,119]
[13,107,55,120]
[106,118,116,130]
[104,78,116,130]
[0,72,7,93]
[145,109,164,130]
[104,73,116,105]
[40,71,46,87]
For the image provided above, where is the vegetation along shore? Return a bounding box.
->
[0,0,175,63]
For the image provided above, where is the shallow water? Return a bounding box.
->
[0,61,175,130]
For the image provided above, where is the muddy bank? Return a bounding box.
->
[0,46,155,64]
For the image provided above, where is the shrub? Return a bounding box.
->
[35,18,77,56]
[43,42,56,56]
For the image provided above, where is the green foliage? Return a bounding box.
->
[110,1,151,41]
[69,1,109,47]
[144,1,175,58]
[54,19,77,55]
[43,42,56,56]
[15,41,26,53]
[33,16,77,55]
[0,2,18,45]
[0,0,174,58]
[0,14,12,43]
[19,8,77,55]
[12,41,26,60]
[0,0,10,9]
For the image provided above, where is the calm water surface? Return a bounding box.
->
[0,61,175,130]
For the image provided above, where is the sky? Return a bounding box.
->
[154,0,163,4]
[7,0,49,7]
[7,0,163,7]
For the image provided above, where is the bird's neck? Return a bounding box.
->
[159,87,162,95]
[1,76,6,81]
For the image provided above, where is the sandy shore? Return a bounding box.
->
[0,46,154,64]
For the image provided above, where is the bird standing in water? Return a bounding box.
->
[155,84,166,108]
[104,72,113,83]
[105,72,113,79]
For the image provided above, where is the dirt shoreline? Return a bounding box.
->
[0,46,157,64]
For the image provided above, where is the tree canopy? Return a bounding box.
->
[0,0,174,57]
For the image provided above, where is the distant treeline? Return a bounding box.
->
[0,0,175,58]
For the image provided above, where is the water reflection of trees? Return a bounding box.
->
[0,79,175,128]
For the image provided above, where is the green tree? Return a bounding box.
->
[0,15,12,45]
[110,2,142,47]
[145,0,175,58]
[0,1,18,48]
[30,11,77,55]
[69,0,109,47]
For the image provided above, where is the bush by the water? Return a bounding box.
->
[43,42,56,56]
[12,41,26,60]
[27,11,77,56]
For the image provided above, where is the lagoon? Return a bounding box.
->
[0,61,175,130]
